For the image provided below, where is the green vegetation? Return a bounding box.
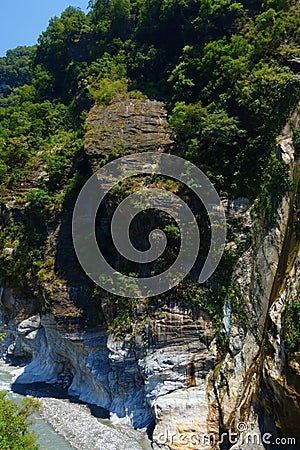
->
[253,153,294,224]
[283,300,300,361]
[0,393,40,449]
[0,1,299,330]
[0,47,35,97]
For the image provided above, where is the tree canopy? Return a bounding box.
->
[0,393,40,450]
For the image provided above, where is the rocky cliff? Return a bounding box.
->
[0,98,299,449]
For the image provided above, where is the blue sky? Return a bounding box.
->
[0,0,89,57]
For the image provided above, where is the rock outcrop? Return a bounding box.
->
[85,99,173,158]
[13,301,215,432]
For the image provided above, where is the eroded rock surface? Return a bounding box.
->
[85,99,173,157]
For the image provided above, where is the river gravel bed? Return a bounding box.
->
[0,362,152,450]
[39,397,153,450]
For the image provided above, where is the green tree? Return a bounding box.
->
[34,7,92,101]
[0,393,40,450]
[169,101,245,190]
[0,46,35,96]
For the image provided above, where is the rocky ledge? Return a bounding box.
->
[85,98,173,157]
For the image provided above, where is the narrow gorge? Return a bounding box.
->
[1,96,300,449]
[1,1,300,448]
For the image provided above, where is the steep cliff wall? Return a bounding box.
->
[209,124,300,449]
[1,98,299,450]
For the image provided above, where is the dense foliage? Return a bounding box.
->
[0,393,40,449]
[283,300,300,360]
[0,0,299,334]
[0,1,298,198]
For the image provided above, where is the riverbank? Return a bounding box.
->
[0,362,152,450]
[0,362,73,450]
[40,397,152,450]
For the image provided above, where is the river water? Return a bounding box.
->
[0,363,73,450]
[0,363,152,450]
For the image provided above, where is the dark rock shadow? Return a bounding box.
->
[11,381,110,419]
